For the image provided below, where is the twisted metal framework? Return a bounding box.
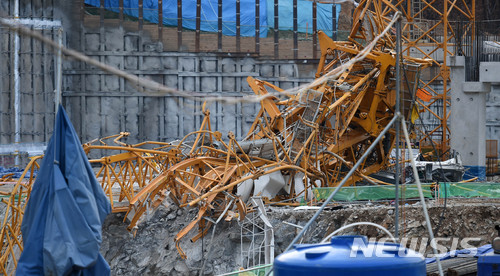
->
[0,0,442,269]
[0,157,40,275]
[396,0,475,156]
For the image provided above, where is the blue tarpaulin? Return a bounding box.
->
[0,166,35,179]
[425,244,493,264]
[85,0,269,37]
[16,105,111,275]
[266,0,340,37]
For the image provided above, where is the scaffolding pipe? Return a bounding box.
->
[55,28,63,111]
[394,16,401,240]
[14,0,20,166]
[283,115,400,253]
[401,115,444,276]
[6,17,62,166]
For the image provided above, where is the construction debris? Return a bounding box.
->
[0,1,438,269]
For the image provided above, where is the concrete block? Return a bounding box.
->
[241,58,255,72]
[124,97,139,141]
[143,57,161,70]
[447,55,465,67]
[200,59,217,72]
[480,62,500,83]
[165,98,179,139]
[241,78,251,92]
[101,97,121,135]
[279,64,295,77]
[124,56,138,70]
[410,46,444,62]
[106,55,123,69]
[63,59,76,70]
[297,63,318,78]
[124,80,137,92]
[85,33,100,51]
[222,58,236,73]
[105,30,124,51]
[182,100,195,135]
[104,75,120,92]
[260,64,274,77]
[164,75,178,88]
[183,77,195,91]
[201,77,217,92]
[162,57,178,70]
[220,103,236,134]
[143,42,161,52]
[279,81,294,90]
[142,97,159,140]
[148,75,163,85]
[85,96,101,139]
[64,75,81,91]
[180,58,196,72]
[462,82,491,93]
[124,35,139,51]
[222,77,236,92]
[86,75,100,91]
[242,103,257,123]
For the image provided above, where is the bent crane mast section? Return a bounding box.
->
[0,0,433,270]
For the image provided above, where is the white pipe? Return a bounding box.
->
[320,222,397,244]
[2,18,62,29]
[8,14,62,166]
[55,28,63,111]
[400,114,444,276]
[13,0,20,167]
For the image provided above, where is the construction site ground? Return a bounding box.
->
[100,197,500,275]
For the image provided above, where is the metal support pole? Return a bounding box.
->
[177,0,182,50]
[273,0,278,59]
[195,0,201,51]
[255,0,260,54]
[394,17,401,240]
[312,1,317,59]
[293,0,298,59]
[332,4,337,40]
[14,0,20,167]
[401,117,444,276]
[284,115,400,253]
[55,28,63,112]
[218,0,222,51]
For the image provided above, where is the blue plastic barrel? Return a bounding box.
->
[274,235,425,276]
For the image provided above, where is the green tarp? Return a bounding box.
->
[313,183,500,202]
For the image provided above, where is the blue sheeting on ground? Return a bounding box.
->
[425,244,493,264]
[0,166,34,179]
[16,105,111,276]
[85,0,269,37]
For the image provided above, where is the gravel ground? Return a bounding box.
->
[100,198,500,275]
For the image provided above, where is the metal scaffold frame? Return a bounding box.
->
[400,0,475,157]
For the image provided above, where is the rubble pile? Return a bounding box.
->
[101,199,500,275]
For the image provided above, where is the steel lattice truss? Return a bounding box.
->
[0,0,452,269]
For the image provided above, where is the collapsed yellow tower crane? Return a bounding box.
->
[1,0,447,270]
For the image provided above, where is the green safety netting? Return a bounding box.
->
[313,183,500,202]
[438,182,500,198]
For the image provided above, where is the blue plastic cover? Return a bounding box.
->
[266,1,341,37]
[16,105,111,275]
[85,0,269,37]
[426,244,493,264]
[0,166,35,179]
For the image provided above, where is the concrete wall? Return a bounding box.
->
[63,24,318,146]
[0,0,319,166]
[487,85,500,154]
[0,0,77,165]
